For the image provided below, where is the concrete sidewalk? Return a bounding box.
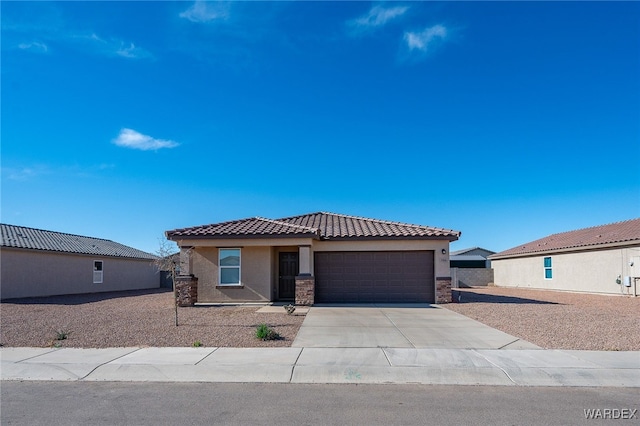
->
[2,347,639,387]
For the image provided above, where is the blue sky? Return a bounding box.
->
[2,1,639,255]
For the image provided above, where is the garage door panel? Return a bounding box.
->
[315,251,435,303]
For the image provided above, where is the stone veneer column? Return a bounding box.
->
[295,275,315,306]
[436,277,452,304]
[175,274,198,307]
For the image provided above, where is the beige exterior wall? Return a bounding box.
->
[1,248,159,299]
[192,246,273,302]
[492,245,640,295]
[186,238,453,303]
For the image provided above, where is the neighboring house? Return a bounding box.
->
[1,224,159,299]
[489,218,640,296]
[450,247,495,288]
[450,247,495,268]
[166,212,461,305]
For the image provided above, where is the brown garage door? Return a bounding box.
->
[314,251,434,303]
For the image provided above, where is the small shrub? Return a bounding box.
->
[255,323,280,341]
[54,329,71,341]
[192,340,203,347]
[284,304,296,315]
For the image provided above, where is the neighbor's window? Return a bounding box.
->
[93,260,104,284]
[219,248,241,285]
[543,257,552,279]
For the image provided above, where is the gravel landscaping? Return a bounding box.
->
[1,286,638,350]
[0,289,305,348]
[445,287,640,351]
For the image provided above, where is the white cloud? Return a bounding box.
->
[17,41,48,53]
[404,24,447,52]
[113,129,180,151]
[180,1,230,23]
[349,5,409,32]
[4,166,46,181]
[116,42,150,59]
[82,33,152,59]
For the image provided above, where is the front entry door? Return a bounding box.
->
[278,252,299,300]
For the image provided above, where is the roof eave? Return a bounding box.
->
[1,245,158,260]
[167,232,320,241]
[319,235,460,242]
[489,240,640,260]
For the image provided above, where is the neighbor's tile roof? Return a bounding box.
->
[1,224,157,260]
[167,212,460,241]
[490,218,640,259]
[450,247,496,256]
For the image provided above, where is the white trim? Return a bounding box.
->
[543,256,553,280]
[93,260,104,284]
[218,248,241,286]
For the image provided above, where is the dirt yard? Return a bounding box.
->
[445,286,640,351]
[1,286,638,350]
[0,289,304,348]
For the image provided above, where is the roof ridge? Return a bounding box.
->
[546,217,640,238]
[168,217,255,233]
[1,223,156,259]
[1,223,115,244]
[317,211,458,233]
[254,217,319,233]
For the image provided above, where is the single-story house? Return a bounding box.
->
[450,247,495,268]
[489,218,640,296]
[450,247,495,288]
[166,212,461,305]
[1,224,159,299]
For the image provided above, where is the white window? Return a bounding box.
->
[219,248,241,286]
[543,257,552,280]
[93,260,104,284]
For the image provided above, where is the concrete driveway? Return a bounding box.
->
[292,304,540,349]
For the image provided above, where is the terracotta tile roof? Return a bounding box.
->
[166,217,320,239]
[1,224,157,260]
[490,218,640,259]
[278,212,460,240]
[167,212,460,241]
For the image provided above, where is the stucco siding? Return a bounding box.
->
[1,248,159,299]
[189,239,453,303]
[492,246,639,295]
[193,246,272,303]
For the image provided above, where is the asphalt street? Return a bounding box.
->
[2,382,638,426]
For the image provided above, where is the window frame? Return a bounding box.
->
[218,248,241,287]
[93,260,104,284]
[543,256,552,280]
